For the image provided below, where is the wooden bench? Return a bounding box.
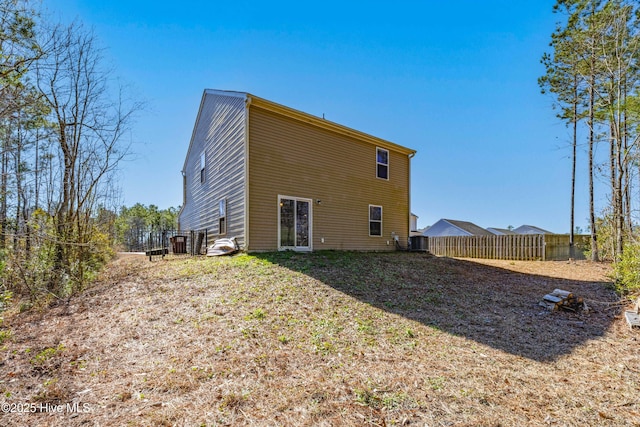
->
[145,247,169,261]
[624,297,640,330]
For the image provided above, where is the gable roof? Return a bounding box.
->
[182,90,247,173]
[514,225,552,235]
[244,91,416,156]
[423,218,493,237]
[183,89,417,174]
[445,219,493,236]
[486,227,517,235]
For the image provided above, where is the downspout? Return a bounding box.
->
[407,151,416,251]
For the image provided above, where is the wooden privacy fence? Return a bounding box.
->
[424,234,588,261]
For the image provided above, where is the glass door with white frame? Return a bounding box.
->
[279,196,312,251]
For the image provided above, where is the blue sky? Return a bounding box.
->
[46,0,599,233]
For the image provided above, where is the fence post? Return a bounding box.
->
[162,231,166,259]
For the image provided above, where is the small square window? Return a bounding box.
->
[376,148,388,180]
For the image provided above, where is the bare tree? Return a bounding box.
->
[35,21,140,293]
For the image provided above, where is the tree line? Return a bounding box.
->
[539,0,640,267]
[115,204,179,252]
[3,0,639,301]
[0,0,156,301]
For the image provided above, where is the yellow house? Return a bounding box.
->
[178,89,416,252]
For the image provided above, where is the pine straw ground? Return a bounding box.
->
[0,252,638,427]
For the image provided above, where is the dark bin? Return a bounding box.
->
[170,236,187,254]
[410,235,428,252]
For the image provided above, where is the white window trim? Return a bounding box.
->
[376,147,389,180]
[278,195,313,251]
[369,204,383,237]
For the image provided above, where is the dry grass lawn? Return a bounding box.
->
[0,251,638,426]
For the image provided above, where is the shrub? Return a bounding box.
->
[614,242,640,296]
[3,208,116,301]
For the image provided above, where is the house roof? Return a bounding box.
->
[514,225,552,235]
[423,218,493,237]
[486,227,517,235]
[445,219,493,236]
[183,89,417,173]
[243,91,416,156]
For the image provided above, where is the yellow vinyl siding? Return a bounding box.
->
[247,106,410,252]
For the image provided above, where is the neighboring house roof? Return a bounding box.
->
[423,219,493,237]
[487,227,517,235]
[514,225,552,235]
[411,226,429,237]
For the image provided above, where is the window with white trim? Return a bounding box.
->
[219,198,227,235]
[200,152,206,183]
[376,147,388,180]
[369,205,382,236]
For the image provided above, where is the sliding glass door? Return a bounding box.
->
[279,196,312,251]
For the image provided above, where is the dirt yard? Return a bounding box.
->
[0,252,637,426]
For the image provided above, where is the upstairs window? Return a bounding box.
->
[376,147,388,180]
[219,199,227,235]
[200,152,206,183]
[369,205,382,236]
